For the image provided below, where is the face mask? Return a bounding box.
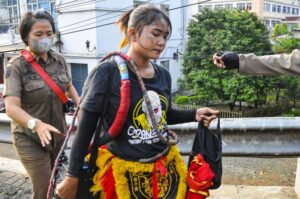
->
[29,37,54,54]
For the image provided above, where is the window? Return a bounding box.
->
[246,3,252,10]
[277,5,281,13]
[27,0,55,12]
[225,4,233,9]
[71,63,88,96]
[214,4,223,10]
[204,5,212,10]
[264,3,271,11]
[199,5,203,12]
[199,5,212,10]
[0,0,19,33]
[50,0,56,18]
[26,0,57,25]
[264,20,270,27]
[160,60,169,71]
[237,3,246,10]
[38,0,50,11]
[160,4,169,16]
[272,4,276,12]
[287,7,291,14]
[282,6,287,13]
[27,0,37,11]
[271,20,280,28]
[271,20,276,27]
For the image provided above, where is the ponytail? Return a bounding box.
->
[117,9,133,49]
[116,4,172,49]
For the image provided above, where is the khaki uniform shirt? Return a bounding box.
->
[239,49,300,76]
[4,50,71,150]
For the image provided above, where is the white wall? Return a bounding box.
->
[57,2,98,56]
[94,2,130,56]
[155,0,192,92]
[57,0,188,92]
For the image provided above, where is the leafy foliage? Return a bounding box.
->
[271,24,300,106]
[180,9,273,107]
[174,95,190,104]
[272,23,289,37]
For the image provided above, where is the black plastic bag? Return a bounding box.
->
[188,117,222,189]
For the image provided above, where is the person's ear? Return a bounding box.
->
[128,28,137,42]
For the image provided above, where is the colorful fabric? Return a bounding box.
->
[90,146,187,199]
[186,154,215,199]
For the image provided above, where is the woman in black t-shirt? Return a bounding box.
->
[56,4,219,199]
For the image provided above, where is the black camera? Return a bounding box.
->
[63,100,75,114]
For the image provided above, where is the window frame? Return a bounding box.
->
[0,0,20,34]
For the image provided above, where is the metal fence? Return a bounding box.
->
[173,102,292,118]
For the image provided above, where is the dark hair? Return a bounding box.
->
[117,4,172,49]
[19,10,56,46]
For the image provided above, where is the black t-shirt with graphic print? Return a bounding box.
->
[80,60,195,161]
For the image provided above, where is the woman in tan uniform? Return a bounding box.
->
[4,11,79,199]
[213,51,300,76]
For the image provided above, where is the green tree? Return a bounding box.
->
[180,9,274,109]
[272,24,300,106]
[272,23,289,37]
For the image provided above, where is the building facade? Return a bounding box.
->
[195,0,300,29]
[2,0,300,94]
[0,0,188,94]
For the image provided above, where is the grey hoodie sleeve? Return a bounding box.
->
[239,49,300,76]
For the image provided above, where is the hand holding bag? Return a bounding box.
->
[187,117,222,198]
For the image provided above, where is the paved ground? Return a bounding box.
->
[0,141,298,199]
[0,170,31,199]
[0,142,299,199]
[0,155,298,199]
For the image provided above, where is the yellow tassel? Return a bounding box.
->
[90,146,188,198]
[90,148,114,194]
[119,37,128,49]
[173,147,188,199]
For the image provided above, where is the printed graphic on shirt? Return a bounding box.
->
[22,65,42,81]
[128,90,169,145]
[126,161,178,199]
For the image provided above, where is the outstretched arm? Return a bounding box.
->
[167,107,218,127]
[213,50,300,76]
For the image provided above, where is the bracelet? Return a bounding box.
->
[66,173,78,178]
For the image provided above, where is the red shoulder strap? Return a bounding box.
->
[21,50,68,104]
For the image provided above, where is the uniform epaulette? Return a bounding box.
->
[6,55,21,68]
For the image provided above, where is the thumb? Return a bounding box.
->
[208,109,219,115]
